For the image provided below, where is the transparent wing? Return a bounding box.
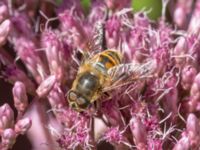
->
[103,59,157,92]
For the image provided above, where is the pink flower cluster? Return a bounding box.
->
[0,82,31,150]
[0,0,200,150]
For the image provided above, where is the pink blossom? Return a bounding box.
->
[0,3,8,23]
[0,19,11,46]
[36,75,56,98]
[1,128,16,149]
[130,116,147,149]
[173,0,193,29]
[12,81,28,113]
[0,104,14,131]
[14,118,31,134]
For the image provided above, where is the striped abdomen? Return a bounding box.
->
[92,50,122,73]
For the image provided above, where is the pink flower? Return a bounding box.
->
[14,118,32,134]
[0,104,14,131]
[12,81,28,113]
[130,116,147,149]
[1,128,16,149]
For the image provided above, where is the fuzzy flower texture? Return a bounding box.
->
[1,0,200,150]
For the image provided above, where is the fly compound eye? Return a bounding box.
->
[68,91,77,102]
[77,97,86,105]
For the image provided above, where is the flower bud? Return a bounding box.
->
[58,10,86,47]
[15,118,32,134]
[130,116,147,149]
[173,135,190,150]
[105,16,121,48]
[0,19,11,46]
[48,84,66,109]
[12,81,28,113]
[102,101,124,126]
[188,0,200,34]
[88,1,106,24]
[162,77,178,121]
[0,104,14,130]
[11,13,33,38]
[189,73,200,112]
[104,0,130,10]
[0,3,8,23]
[42,30,65,81]
[134,13,150,28]
[2,128,16,149]
[173,37,188,66]
[128,27,147,58]
[186,113,200,148]
[181,65,197,90]
[36,75,56,98]
[173,0,192,28]
[186,114,199,133]
[174,6,185,28]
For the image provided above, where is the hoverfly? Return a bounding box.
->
[67,22,156,112]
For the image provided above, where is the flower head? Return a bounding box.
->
[1,0,200,150]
